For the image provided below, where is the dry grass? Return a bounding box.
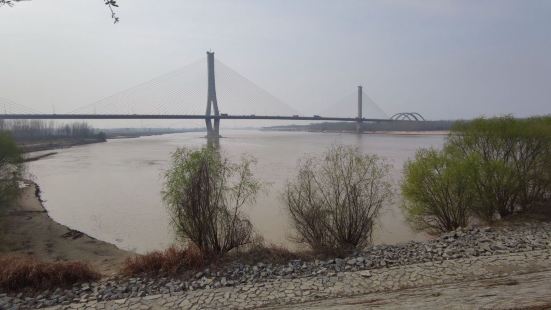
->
[120,245,204,276]
[0,255,101,291]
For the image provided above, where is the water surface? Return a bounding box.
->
[29,130,444,253]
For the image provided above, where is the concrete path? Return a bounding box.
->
[275,270,551,309]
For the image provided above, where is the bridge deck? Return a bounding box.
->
[0,114,395,122]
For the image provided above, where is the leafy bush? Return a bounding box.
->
[0,255,100,291]
[401,116,551,231]
[0,132,23,206]
[163,147,260,257]
[120,245,204,276]
[447,116,551,220]
[402,148,473,233]
[285,145,392,253]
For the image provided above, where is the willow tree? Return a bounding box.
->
[163,147,260,257]
[401,148,473,233]
[447,116,551,220]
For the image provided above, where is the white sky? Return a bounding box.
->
[1,0,551,122]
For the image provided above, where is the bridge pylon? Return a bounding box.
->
[205,51,220,137]
[356,85,363,133]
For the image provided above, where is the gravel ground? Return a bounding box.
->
[1,222,550,309]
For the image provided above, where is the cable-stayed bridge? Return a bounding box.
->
[0,52,424,137]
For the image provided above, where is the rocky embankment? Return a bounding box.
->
[1,222,550,309]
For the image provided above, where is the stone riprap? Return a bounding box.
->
[43,248,551,309]
[1,222,550,309]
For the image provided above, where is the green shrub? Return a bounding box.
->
[0,132,23,206]
[285,145,392,253]
[402,148,473,233]
[163,147,260,257]
[447,116,551,220]
[402,116,551,231]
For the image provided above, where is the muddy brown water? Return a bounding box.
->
[28,130,444,253]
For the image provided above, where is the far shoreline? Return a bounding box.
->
[17,137,107,153]
[261,128,450,136]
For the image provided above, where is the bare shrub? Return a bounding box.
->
[163,147,260,257]
[120,245,204,276]
[0,255,100,291]
[285,145,392,253]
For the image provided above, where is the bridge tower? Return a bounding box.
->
[356,85,363,133]
[205,51,220,137]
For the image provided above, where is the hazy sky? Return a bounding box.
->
[1,0,551,121]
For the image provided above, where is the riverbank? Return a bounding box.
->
[1,221,550,308]
[15,129,201,153]
[16,137,106,153]
[0,181,132,275]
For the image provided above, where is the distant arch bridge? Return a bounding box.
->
[390,112,426,121]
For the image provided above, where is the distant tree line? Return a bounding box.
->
[360,120,454,132]
[0,119,100,141]
[264,120,456,132]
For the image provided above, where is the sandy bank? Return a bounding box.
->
[0,181,132,275]
[17,137,106,153]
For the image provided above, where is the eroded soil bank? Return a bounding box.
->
[0,181,131,275]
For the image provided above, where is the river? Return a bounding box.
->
[28,130,445,253]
